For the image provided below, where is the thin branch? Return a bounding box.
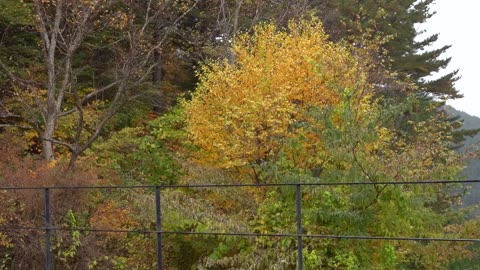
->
[0,113,22,119]
[57,81,119,118]
[55,56,71,113]
[33,0,50,50]
[0,23,11,46]
[0,124,32,130]
[77,81,127,154]
[0,60,39,90]
[167,0,199,34]
[249,1,263,31]
[351,141,389,209]
[363,184,388,210]
[72,77,85,153]
[352,141,375,183]
[140,0,154,34]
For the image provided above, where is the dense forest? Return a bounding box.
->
[0,0,479,269]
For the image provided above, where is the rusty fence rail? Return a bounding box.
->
[1,180,480,270]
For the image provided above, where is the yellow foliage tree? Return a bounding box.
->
[183,20,373,169]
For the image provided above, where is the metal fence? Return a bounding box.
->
[1,180,480,270]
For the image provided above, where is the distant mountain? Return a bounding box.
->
[445,106,480,215]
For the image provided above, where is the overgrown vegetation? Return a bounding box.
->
[0,0,479,269]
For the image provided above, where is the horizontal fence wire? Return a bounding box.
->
[1,180,479,243]
[0,226,478,243]
[0,179,479,190]
[0,180,479,269]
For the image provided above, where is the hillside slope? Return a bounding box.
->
[445,106,480,213]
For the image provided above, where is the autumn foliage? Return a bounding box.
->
[1,0,479,266]
[184,20,372,168]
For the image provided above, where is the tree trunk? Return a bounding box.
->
[152,19,165,113]
[68,151,79,171]
[42,117,56,161]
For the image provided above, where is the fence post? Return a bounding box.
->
[44,188,51,270]
[295,184,303,270]
[155,186,163,270]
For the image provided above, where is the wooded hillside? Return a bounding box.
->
[0,1,478,269]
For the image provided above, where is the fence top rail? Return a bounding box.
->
[0,179,479,190]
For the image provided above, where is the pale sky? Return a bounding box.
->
[420,0,480,117]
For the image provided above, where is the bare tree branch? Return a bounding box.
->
[6,0,199,167]
[0,124,32,130]
[40,137,74,152]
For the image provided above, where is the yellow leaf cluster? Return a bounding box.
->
[184,20,371,168]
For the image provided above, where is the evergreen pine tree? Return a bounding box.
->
[331,0,460,98]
